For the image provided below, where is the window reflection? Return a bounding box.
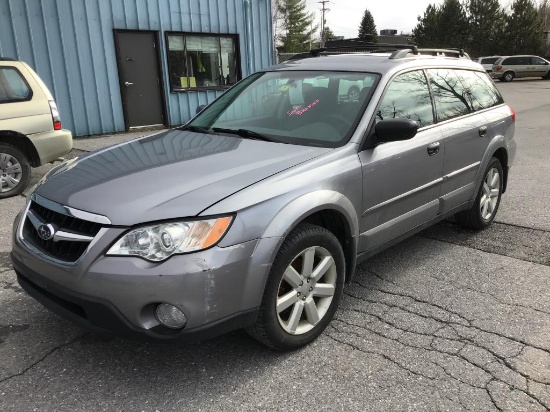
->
[377,70,434,128]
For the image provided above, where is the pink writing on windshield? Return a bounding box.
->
[287,99,320,116]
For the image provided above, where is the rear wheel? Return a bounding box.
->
[503,71,514,82]
[0,143,31,199]
[247,223,345,350]
[456,157,503,230]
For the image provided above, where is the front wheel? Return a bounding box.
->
[456,157,503,230]
[0,143,31,199]
[247,223,345,350]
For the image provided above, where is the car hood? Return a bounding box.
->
[35,129,331,225]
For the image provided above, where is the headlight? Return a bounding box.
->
[107,216,233,262]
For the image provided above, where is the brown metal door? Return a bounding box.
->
[115,31,165,128]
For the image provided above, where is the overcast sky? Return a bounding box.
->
[304,0,513,38]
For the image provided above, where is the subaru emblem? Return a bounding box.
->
[37,224,55,241]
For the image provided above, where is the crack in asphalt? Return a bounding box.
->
[330,275,550,410]
[419,221,550,267]
[0,334,88,385]
[0,281,23,293]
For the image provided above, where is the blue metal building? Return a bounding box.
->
[0,0,274,136]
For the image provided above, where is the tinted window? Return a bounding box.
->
[481,57,499,64]
[377,70,434,128]
[0,68,31,102]
[428,69,472,122]
[532,57,547,65]
[503,56,530,65]
[456,70,504,111]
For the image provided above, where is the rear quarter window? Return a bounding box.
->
[456,70,504,111]
[427,69,472,122]
[481,57,499,64]
[0,67,32,103]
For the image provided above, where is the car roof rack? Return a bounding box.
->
[0,57,16,61]
[287,44,414,61]
[389,47,469,59]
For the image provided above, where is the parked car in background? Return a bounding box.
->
[491,55,550,82]
[12,49,516,351]
[0,58,72,198]
[475,56,501,73]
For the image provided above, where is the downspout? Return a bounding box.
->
[243,0,254,75]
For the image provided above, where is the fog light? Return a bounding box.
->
[155,303,187,329]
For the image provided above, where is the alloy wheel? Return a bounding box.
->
[0,153,23,193]
[276,246,337,335]
[480,167,500,220]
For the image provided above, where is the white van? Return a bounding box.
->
[0,58,72,198]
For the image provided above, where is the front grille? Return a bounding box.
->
[22,201,103,263]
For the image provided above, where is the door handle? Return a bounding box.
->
[427,142,440,156]
[124,81,134,86]
[479,126,488,137]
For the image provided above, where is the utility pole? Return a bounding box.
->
[318,0,330,48]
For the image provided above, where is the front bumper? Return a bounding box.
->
[11,210,280,341]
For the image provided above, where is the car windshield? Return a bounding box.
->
[188,71,380,147]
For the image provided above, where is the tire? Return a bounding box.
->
[456,157,503,230]
[247,223,345,351]
[0,143,31,199]
[503,71,514,82]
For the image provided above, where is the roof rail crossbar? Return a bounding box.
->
[286,44,414,61]
[389,48,469,60]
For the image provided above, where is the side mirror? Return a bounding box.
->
[196,104,207,114]
[374,119,419,143]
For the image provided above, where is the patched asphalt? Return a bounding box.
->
[0,80,549,411]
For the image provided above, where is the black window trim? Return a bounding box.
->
[362,67,506,150]
[0,66,33,104]
[164,31,242,93]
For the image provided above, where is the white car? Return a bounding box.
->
[0,58,72,198]
[475,56,501,73]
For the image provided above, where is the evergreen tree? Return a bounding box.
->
[504,0,546,55]
[466,0,505,57]
[413,4,442,47]
[538,0,550,56]
[358,9,378,43]
[438,0,469,49]
[413,0,468,50]
[324,26,335,41]
[279,0,317,52]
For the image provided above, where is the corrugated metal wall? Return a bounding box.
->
[0,0,274,136]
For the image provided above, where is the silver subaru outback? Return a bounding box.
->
[11,48,516,350]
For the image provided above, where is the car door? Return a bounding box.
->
[358,70,444,252]
[429,69,500,212]
[515,56,531,78]
[530,56,550,77]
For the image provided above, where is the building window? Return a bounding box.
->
[166,33,240,92]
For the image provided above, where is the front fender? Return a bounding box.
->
[216,190,359,248]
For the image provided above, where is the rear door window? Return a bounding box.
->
[377,70,434,128]
[532,56,547,65]
[456,70,504,111]
[481,57,499,65]
[427,69,472,122]
[0,67,31,102]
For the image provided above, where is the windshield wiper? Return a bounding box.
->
[212,128,279,143]
[181,125,216,135]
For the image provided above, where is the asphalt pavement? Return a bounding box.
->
[0,79,549,411]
